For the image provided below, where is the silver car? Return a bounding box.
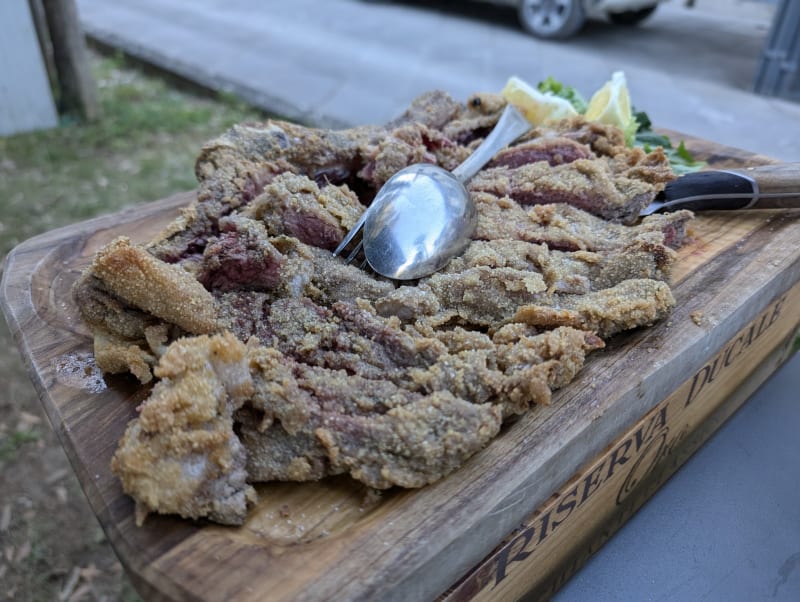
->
[478,0,666,39]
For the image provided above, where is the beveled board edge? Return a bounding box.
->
[2,151,799,601]
[441,285,800,600]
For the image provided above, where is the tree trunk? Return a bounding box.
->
[41,0,101,121]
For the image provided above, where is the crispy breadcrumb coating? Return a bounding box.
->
[73,90,691,525]
[92,237,218,335]
[112,332,255,525]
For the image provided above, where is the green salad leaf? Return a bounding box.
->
[536,75,705,175]
[537,76,588,114]
[633,109,652,131]
[632,109,706,175]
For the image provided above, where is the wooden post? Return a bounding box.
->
[41,0,101,121]
[27,0,58,90]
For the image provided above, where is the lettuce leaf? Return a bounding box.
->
[536,78,705,175]
[633,110,706,175]
[537,76,588,114]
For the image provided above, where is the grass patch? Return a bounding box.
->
[0,429,40,463]
[0,49,264,257]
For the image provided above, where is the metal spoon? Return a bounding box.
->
[334,103,531,280]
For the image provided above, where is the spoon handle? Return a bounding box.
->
[451,104,531,183]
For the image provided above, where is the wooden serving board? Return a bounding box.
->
[443,284,800,601]
[2,136,799,602]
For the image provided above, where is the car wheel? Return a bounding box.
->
[517,0,586,39]
[607,5,658,26]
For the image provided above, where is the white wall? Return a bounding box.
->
[0,0,59,136]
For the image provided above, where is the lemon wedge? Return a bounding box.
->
[585,71,635,136]
[501,76,578,125]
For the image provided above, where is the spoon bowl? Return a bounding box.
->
[363,164,475,280]
[333,104,531,280]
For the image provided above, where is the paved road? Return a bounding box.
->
[77,0,800,161]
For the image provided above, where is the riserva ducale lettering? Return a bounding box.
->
[491,404,668,588]
[685,295,785,407]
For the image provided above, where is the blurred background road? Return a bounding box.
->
[76,0,799,160]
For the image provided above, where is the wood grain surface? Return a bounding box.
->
[2,137,799,602]
[443,283,800,601]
